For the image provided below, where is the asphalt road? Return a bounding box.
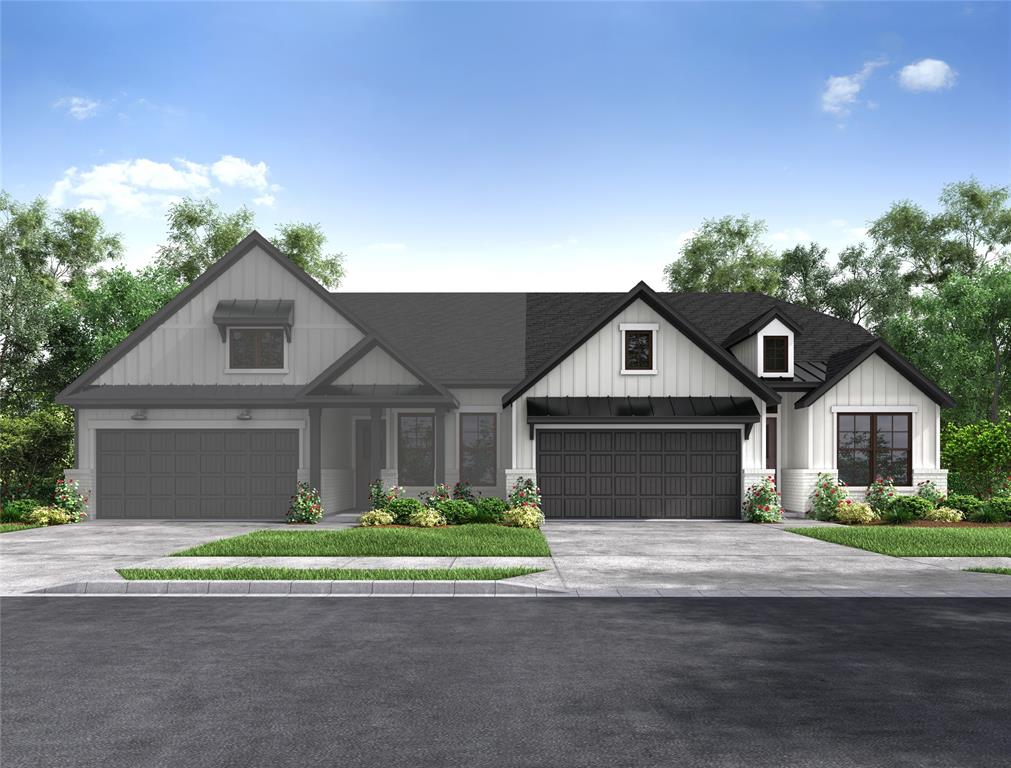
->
[3,597,1009,768]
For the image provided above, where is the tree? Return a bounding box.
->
[824,244,908,330]
[868,178,1011,285]
[156,198,346,288]
[664,215,781,294]
[778,242,833,311]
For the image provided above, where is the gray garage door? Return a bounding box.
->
[96,429,299,519]
[537,429,741,519]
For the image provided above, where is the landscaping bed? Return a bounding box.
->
[0,523,43,534]
[118,566,545,581]
[174,524,551,557]
[965,568,1011,576]
[786,526,1011,557]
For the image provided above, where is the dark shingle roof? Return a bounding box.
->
[335,291,876,387]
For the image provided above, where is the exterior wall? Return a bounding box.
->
[321,408,354,512]
[96,245,364,386]
[730,336,758,372]
[333,347,420,386]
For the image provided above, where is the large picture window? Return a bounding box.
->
[398,414,435,486]
[228,328,285,370]
[837,413,911,486]
[460,413,497,486]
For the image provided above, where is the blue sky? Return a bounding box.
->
[2,1,1008,291]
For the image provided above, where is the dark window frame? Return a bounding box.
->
[397,413,435,486]
[836,412,912,486]
[227,327,286,370]
[762,335,789,373]
[623,329,655,372]
[459,413,497,487]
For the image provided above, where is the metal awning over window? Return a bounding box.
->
[213,300,295,341]
[526,396,761,438]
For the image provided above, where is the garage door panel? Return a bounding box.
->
[639,432,662,451]
[664,432,687,452]
[563,455,586,474]
[690,455,713,473]
[589,454,612,473]
[590,476,612,496]
[149,432,174,451]
[690,433,713,452]
[563,432,587,452]
[175,454,199,474]
[639,454,662,474]
[614,455,636,474]
[589,432,613,452]
[99,453,124,473]
[614,432,637,451]
[150,455,174,474]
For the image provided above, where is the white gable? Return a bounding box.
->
[96,245,365,385]
[333,346,421,386]
[731,317,795,378]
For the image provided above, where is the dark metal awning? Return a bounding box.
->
[213,300,295,341]
[526,396,761,438]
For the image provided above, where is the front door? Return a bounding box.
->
[355,420,387,510]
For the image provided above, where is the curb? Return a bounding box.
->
[34,580,568,597]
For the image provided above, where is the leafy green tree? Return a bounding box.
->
[824,244,908,330]
[778,242,833,311]
[156,198,346,288]
[664,215,781,294]
[940,419,1011,497]
[0,405,74,500]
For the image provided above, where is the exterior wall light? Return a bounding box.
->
[237,409,252,421]
[131,409,147,421]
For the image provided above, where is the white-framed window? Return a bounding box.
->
[226,327,287,372]
[619,323,659,375]
[756,321,794,378]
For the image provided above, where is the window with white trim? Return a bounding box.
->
[620,323,658,374]
[227,328,286,371]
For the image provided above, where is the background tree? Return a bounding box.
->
[823,244,908,330]
[664,215,781,294]
[778,242,833,311]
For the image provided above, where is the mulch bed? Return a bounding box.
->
[869,520,1011,528]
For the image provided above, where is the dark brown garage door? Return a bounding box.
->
[96,429,299,519]
[536,429,741,519]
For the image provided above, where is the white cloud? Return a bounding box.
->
[211,155,269,190]
[54,96,101,120]
[367,242,408,254]
[821,60,886,116]
[253,194,276,207]
[829,218,848,228]
[899,59,957,92]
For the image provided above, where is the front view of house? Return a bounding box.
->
[58,232,954,520]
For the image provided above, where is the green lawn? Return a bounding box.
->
[786,526,1011,557]
[965,567,1011,576]
[173,524,551,557]
[118,566,545,581]
[0,523,43,534]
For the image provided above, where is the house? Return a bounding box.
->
[57,231,954,520]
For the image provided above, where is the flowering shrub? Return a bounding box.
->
[508,477,541,509]
[865,477,898,513]
[743,476,782,523]
[915,480,945,508]
[503,504,544,529]
[420,483,452,508]
[474,497,508,523]
[921,506,964,522]
[408,507,446,527]
[26,506,72,526]
[358,510,395,527]
[436,499,477,525]
[810,473,848,521]
[387,497,424,525]
[834,500,877,525]
[368,480,404,510]
[286,482,324,524]
[53,478,88,523]
[452,481,478,502]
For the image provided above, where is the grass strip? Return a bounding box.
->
[0,523,44,534]
[117,566,545,581]
[786,526,1011,557]
[964,567,1011,576]
[173,524,551,558]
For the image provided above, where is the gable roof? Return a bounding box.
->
[501,282,781,407]
[723,307,803,348]
[794,339,956,409]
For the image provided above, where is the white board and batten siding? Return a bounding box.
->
[512,299,767,470]
[333,346,421,386]
[95,245,364,386]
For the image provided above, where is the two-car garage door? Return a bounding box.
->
[537,429,741,519]
[97,429,298,519]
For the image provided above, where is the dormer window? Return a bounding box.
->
[763,336,789,374]
[228,328,286,371]
[620,323,658,374]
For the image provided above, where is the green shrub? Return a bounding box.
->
[286,483,324,524]
[880,505,915,525]
[975,497,1011,523]
[942,420,1011,498]
[26,506,72,526]
[743,476,782,523]
[1,498,42,523]
[922,506,964,522]
[368,480,404,510]
[473,497,508,524]
[358,510,395,527]
[890,495,934,520]
[0,405,74,503]
[915,480,945,507]
[452,481,477,502]
[834,501,877,525]
[507,477,541,509]
[436,499,477,525]
[386,497,424,525]
[503,504,544,529]
[865,477,899,513]
[946,493,984,518]
[407,508,446,527]
[809,472,848,521]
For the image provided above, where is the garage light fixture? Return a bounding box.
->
[130,409,147,421]
[236,409,252,421]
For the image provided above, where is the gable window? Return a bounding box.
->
[620,323,658,374]
[460,413,497,486]
[228,328,286,370]
[837,413,912,486]
[398,414,435,486]
[763,336,789,374]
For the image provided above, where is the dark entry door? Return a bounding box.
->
[355,420,387,509]
[536,429,741,519]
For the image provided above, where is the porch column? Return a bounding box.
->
[309,407,322,492]
[435,408,446,485]
[369,407,383,485]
